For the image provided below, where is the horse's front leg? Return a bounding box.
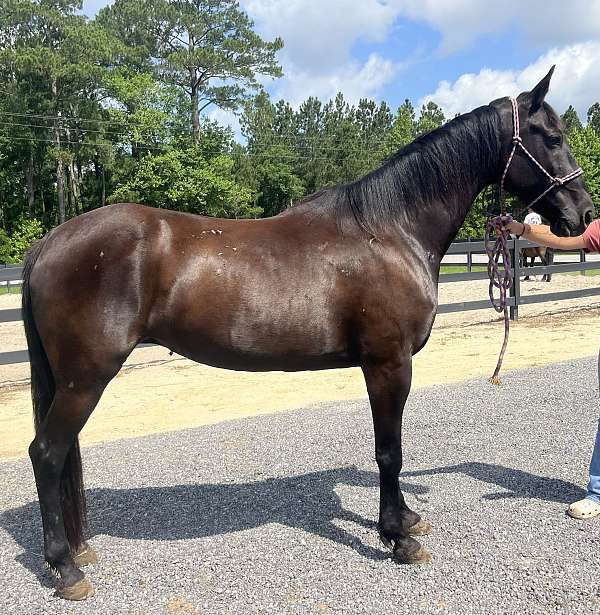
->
[362,357,432,564]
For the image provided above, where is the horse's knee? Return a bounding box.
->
[376,447,402,475]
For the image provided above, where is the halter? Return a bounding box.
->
[499,97,583,211]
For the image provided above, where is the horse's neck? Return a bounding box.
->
[414,177,489,260]
[406,112,503,260]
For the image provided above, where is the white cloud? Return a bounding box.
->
[274,53,398,107]
[242,0,399,74]
[393,0,600,54]
[241,0,600,113]
[241,0,403,107]
[420,42,600,120]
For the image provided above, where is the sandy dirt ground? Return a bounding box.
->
[1,273,599,460]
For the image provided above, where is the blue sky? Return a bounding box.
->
[82,0,600,125]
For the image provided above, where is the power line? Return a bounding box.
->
[0,112,397,145]
[0,128,390,157]
[0,110,172,127]
[0,133,388,162]
[0,134,169,152]
[0,119,170,141]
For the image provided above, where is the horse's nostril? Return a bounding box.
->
[585,210,594,226]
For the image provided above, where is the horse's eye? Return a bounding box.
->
[548,134,562,147]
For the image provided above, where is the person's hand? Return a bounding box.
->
[505,220,525,235]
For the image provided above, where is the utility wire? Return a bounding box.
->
[0,126,390,156]
[0,111,397,145]
[0,134,387,162]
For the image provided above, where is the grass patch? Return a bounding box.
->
[0,286,21,295]
[440,265,600,276]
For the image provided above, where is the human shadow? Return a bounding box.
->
[403,461,585,504]
[0,466,428,584]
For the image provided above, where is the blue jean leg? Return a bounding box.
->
[586,349,600,502]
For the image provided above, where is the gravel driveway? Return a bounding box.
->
[1,358,600,614]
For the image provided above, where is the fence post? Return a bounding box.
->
[510,235,520,321]
[467,236,472,272]
[580,248,586,276]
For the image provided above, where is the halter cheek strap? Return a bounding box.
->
[500,97,583,209]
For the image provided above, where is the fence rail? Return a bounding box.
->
[1,235,599,365]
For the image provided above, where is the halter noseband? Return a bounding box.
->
[499,97,583,210]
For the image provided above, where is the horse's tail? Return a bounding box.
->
[22,235,87,549]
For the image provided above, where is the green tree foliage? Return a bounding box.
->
[2,0,599,248]
[415,101,445,136]
[238,91,394,214]
[569,126,600,215]
[588,102,600,136]
[0,229,11,263]
[110,122,259,218]
[98,0,283,143]
[380,99,416,159]
[7,216,44,262]
[561,105,582,135]
[109,147,257,217]
[0,0,117,226]
[0,0,282,232]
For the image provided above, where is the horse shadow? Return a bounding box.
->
[0,466,423,585]
[0,462,584,585]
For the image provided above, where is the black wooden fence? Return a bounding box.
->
[1,236,599,366]
[438,236,600,319]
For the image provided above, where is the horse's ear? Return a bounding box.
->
[527,66,555,112]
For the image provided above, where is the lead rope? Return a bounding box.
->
[484,97,583,384]
[485,211,513,384]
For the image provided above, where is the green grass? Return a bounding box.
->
[440,265,487,274]
[440,265,600,276]
[0,286,21,295]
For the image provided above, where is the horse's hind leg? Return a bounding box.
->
[29,358,125,600]
[362,358,432,565]
[523,255,532,280]
[543,249,553,282]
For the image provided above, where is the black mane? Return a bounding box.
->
[331,103,503,234]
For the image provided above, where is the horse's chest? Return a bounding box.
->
[356,267,437,357]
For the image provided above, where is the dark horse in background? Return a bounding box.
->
[22,67,593,599]
[521,217,554,282]
[521,244,554,282]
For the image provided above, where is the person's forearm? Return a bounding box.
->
[510,222,586,250]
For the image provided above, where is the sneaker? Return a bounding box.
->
[567,498,600,519]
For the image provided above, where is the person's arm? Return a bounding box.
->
[506,221,587,250]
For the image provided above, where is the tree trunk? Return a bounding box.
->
[101,166,106,206]
[190,65,200,144]
[191,89,200,144]
[52,78,66,224]
[64,126,81,216]
[25,150,35,217]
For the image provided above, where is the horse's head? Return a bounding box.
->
[493,66,593,236]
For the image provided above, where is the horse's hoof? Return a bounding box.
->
[407,519,433,536]
[73,546,99,567]
[55,577,95,601]
[393,544,432,565]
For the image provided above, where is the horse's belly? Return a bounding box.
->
[147,301,355,372]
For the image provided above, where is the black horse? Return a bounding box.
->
[22,67,593,599]
[521,244,554,282]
